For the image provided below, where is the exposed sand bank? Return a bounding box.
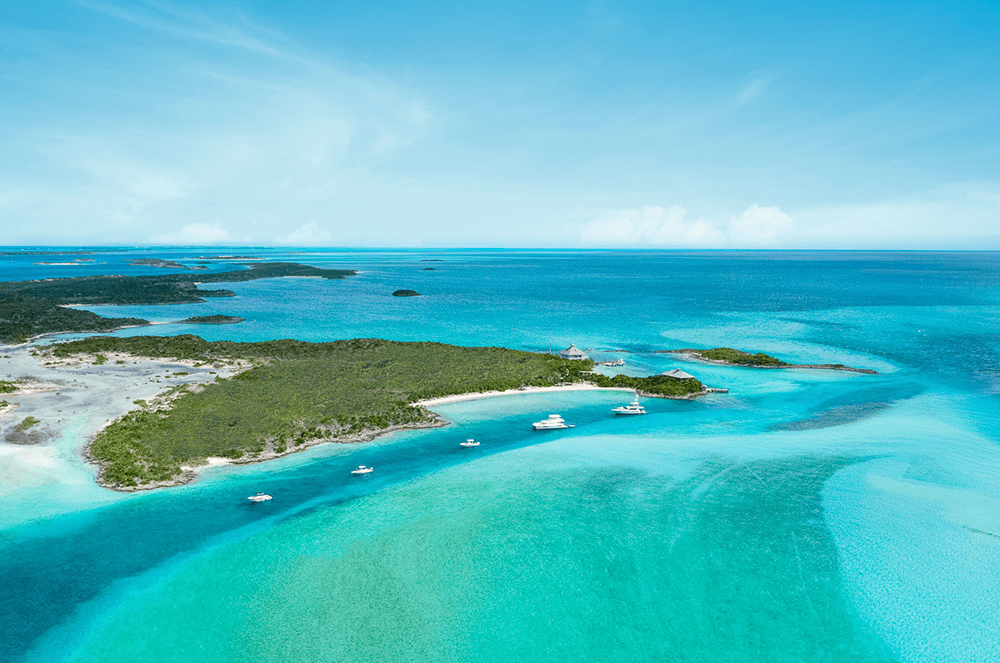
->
[0,343,245,504]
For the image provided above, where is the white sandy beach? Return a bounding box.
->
[414,383,634,408]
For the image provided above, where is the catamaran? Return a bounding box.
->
[613,394,646,416]
[533,414,574,430]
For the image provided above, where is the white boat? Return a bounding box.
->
[533,414,574,430]
[351,465,374,475]
[460,439,480,447]
[613,394,646,416]
[247,492,272,502]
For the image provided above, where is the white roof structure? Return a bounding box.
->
[662,369,695,380]
[558,343,589,360]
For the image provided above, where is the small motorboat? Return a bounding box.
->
[533,414,574,430]
[460,439,480,447]
[351,465,374,475]
[613,394,646,416]
[247,492,272,502]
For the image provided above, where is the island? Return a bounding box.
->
[0,261,357,344]
[660,347,878,374]
[33,335,708,491]
[392,289,421,297]
[179,315,244,325]
[126,259,190,269]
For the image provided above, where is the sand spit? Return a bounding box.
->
[663,350,879,375]
[0,343,245,499]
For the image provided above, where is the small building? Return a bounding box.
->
[662,369,695,380]
[558,343,589,360]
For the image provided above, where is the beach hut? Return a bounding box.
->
[662,369,695,380]
[558,343,589,360]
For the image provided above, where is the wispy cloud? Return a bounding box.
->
[73,0,294,60]
[153,222,233,244]
[3,0,437,244]
[274,222,331,246]
[732,76,771,108]
[580,204,793,248]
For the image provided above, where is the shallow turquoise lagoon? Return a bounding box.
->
[3,250,1000,662]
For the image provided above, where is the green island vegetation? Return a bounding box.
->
[126,259,189,269]
[696,347,785,367]
[0,262,357,344]
[48,334,706,489]
[392,289,421,297]
[5,415,44,445]
[672,347,878,374]
[589,373,703,397]
[180,315,244,325]
[0,380,19,393]
[0,400,8,408]
[15,416,40,431]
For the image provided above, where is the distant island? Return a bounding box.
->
[179,315,244,325]
[38,335,708,491]
[126,259,189,269]
[661,347,878,374]
[393,289,421,297]
[0,262,357,344]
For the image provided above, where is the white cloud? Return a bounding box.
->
[275,222,331,246]
[727,204,795,247]
[580,205,726,247]
[154,223,231,245]
[581,204,794,248]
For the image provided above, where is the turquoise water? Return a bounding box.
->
[3,250,1000,662]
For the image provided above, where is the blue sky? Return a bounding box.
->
[1,0,998,248]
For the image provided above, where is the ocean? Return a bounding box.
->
[2,249,999,662]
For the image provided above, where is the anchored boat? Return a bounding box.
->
[351,465,374,475]
[612,394,646,416]
[460,439,481,447]
[533,414,574,430]
[247,492,272,503]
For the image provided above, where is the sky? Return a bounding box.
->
[1,0,998,248]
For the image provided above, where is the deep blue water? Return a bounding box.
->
[2,249,1000,662]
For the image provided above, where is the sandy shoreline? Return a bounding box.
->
[414,383,635,408]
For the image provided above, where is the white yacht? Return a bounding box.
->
[613,394,646,416]
[351,465,374,475]
[247,492,272,502]
[460,439,481,447]
[533,414,574,430]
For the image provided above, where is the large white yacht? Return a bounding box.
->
[533,414,574,430]
[247,492,272,502]
[460,439,481,447]
[351,465,374,475]
[612,394,646,416]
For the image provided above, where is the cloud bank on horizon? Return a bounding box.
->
[0,0,998,249]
